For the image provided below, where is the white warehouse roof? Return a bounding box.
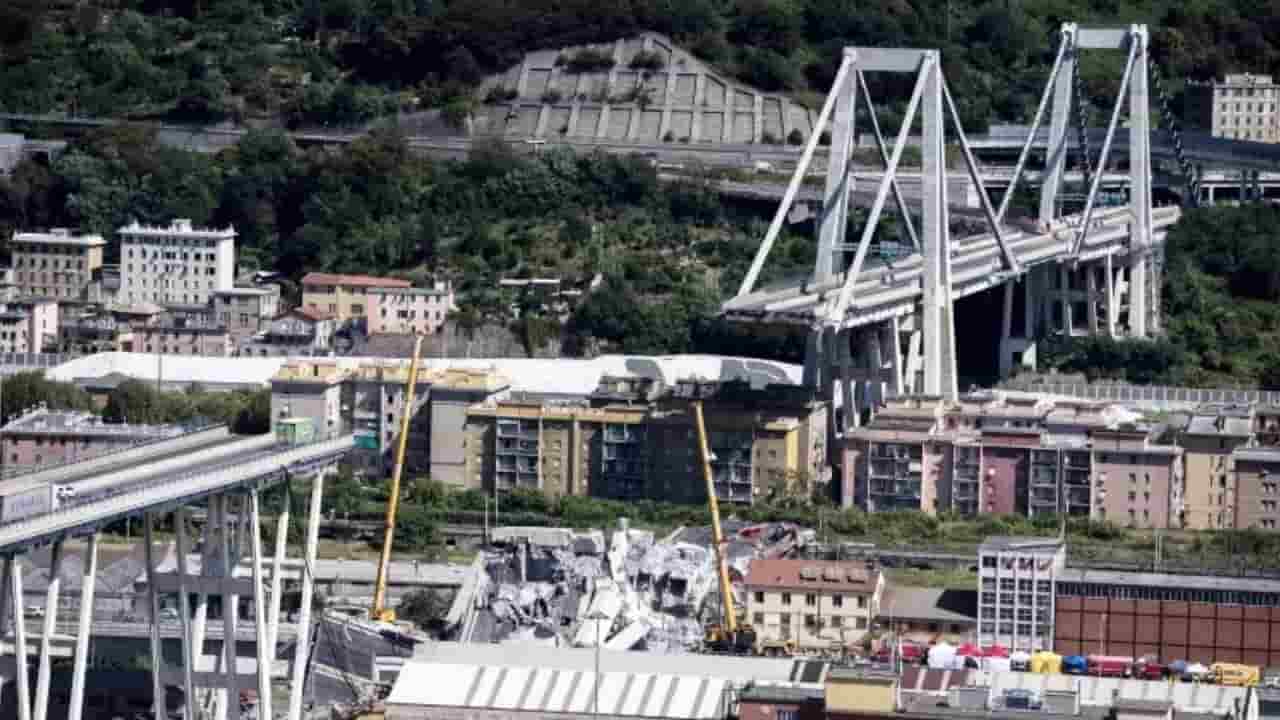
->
[387,643,818,720]
[48,352,288,390]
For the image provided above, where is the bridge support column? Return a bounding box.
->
[68,534,98,720]
[1086,264,1100,334]
[921,56,957,399]
[11,555,31,720]
[176,509,197,720]
[249,491,274,720]
[268,501,290,654]
[1040,25,1078,223]
[288,471,327,720]
[221,497,243,720]
[34,540,63,720]
[1105,253,1117,336]
[145,514,165,720]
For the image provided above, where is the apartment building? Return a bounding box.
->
[1180,404,1254,529]
[0,298,58,354]
[301,272,410,327]
[1091,425,1182,529]
[843,396,951,513]
[211,285,280,341]
[119,219,236,306]
[366,282,456,335]
[1232,447,1280,531]
[1,408,181,474]
[132,316,232,357]
[11,229,106,300]
[239,308,335,357]
[270,360,347,439]
[1186,73,1280,142]
[465,378,827,504]
[977,536,1065,652]
[744,559,884,652]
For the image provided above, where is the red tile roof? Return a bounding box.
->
[301,272,411,288]
[289,307,335,322]
[744,559,880,593]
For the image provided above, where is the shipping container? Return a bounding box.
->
[275,417,315,446]
[0,480,56,523]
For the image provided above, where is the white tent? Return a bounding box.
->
[928,642,958,669]
[983,656,1013,673]
[1010,651,1032,671]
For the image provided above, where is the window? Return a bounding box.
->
[778,710,798,720]
[830,617,842,628]
[753,612,764,625]
[805,594,817,607]
[754,592,764,603]
[804,614,816,628]
[780,613,791,625]
[832,595,843,608]
[857,595,867,609]
[856,617,867,630]
[781,593,791,606]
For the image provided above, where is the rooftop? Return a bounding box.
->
[49,352,286,389]
[118,218,236,238]
[213,286,276,296]
[980,536,1064,554]
[0,408,182,439]
[12,228,106,247]
[881,586,978,624]
[1235,447,1280,463]
[367,285,452,296]
[1058,566,1280,594]
[744,558,880,593]
[283,307,335,322]
[301,272,411,288]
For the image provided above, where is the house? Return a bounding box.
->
[239,307,335,357]
[744,559,884,653]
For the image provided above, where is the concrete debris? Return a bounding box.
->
[476,520,809,653]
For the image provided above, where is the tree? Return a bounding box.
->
[0,373,92,424]
[233,389,271,435]
[398,588,452,629]
[103,379,163,425]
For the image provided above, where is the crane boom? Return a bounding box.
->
[371,334,424,622]
[693,400,737,635]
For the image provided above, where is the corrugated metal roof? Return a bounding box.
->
[386,661,729,719]
[968,671,1251,714]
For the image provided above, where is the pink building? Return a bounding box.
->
[365,281,456,335]
[0,298,58,354]
[1091,425,1182,528]
[0,409,181,474]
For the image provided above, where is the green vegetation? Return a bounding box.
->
[0,1,1268,130]
[1041,204,1280,389]
[0,371,270,432]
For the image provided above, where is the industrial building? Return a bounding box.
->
[977,536,1066,652]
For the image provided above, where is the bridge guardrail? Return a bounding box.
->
[1000,379,1280,406]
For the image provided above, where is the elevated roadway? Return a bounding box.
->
[0,434,354,552]
[723,205,1181,328]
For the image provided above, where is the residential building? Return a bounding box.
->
[119,219,236,306]
[1186,73,1280,142]
[300,272,410,327]
[743,558,884,652]
[738,684,824,720]
[11,228,106,300]
[1232,446,1280,530]
[976,536,1065,652]
[1180,404,1255,529]
[85,264,121,306]
[132,315,232,357]
[366,281,456,335]
[0,408,181,474]
[239,308,335,357]
[464,378,827,504]
[844,396,951,513]
[270,360,348,439]
[1091,424,1182,529]
[0,298,58,354]
[211,285,280,342]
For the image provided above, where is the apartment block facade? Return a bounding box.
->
[0,299,58,354]
[844,394,1179,528]
[366,282,456,335]
[744,559,884,652]
[1186,73,1280,142]
[11,229,106,300]
[465,378,827,503]
[211,286,280,341]
[301,273,410,327]
[1180,405,1255,530]
[977,536,1066,652]
[119,219,236,306]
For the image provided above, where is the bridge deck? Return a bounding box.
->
[0,435,354,552]
[723,205,1181,326]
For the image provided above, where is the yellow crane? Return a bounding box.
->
[693,399,756,654]
[370,335,424,623]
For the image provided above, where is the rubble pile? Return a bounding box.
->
[474,520,808,653]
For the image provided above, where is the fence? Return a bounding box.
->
[0,352,72,373]
[999,379,1280,407]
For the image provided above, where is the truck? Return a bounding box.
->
[1212,662,1260,687]
[275,417,315,446]
[0,479,58,524]
[1131,659,1165,680]
[1087,655,1134,678]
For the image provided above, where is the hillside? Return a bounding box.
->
[3,1,1279,130]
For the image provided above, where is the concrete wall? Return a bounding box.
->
[477,33,815,146]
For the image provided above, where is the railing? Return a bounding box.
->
[0,352,72,371]
[1001,378,1280,406]
[0,432,351,532]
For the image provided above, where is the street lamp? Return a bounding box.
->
[585,609,609,720]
